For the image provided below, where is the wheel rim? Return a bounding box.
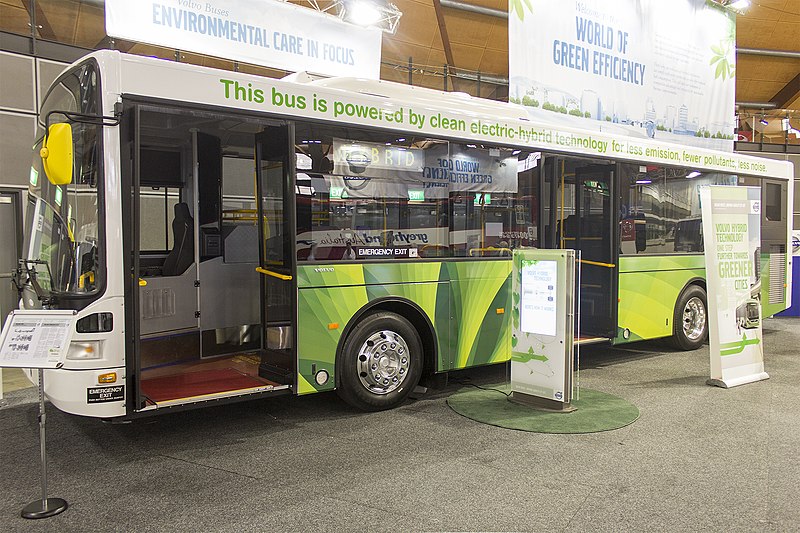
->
[356,330,410,395]
[682,296,706,341]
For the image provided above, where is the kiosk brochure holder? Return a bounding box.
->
[510,249,576,411]
[0,309,76,519]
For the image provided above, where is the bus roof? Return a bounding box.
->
[84,50,792,181]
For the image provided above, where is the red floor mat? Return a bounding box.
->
[140,368,267,403]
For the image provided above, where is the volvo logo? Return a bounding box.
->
[314,267,334,273]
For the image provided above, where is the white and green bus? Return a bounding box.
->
[17,51,793,418]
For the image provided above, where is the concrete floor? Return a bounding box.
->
[1,317,798,532]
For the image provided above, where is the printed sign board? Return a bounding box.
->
[510,249,575,403]
[106,0,382,78]
[509,0,736,151]
[0,310,75,369]
[700,186,768,388]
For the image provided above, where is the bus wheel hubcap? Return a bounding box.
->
[357,330,410,395]
[683,296,706,341]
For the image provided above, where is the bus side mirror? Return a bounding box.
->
[40,123,73,185]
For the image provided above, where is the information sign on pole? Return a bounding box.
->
[510,249,576,409]
[0,309,75,519]
[0,310,75,369]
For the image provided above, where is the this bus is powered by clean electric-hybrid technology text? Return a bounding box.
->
[15,51,793,418]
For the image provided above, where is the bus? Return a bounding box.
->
[14,51,793,419]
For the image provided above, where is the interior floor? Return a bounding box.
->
[140,353,279,405]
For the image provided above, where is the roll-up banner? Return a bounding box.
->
[509,0,736,151]
[700,185,768,388]
[105,0,382,78]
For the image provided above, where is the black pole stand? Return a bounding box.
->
[21,369,67,519]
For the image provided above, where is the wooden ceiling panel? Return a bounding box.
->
[770,20,800,40]
[441,11,493,47]
[382,40,435,65]
[478,46,507,75]
[0,2,32,37]
[392,0,439,49]
[380,66,410,84]
[735,19,777,45]
[450,42,485,71]
[483,20,508,54]
[35,0,80,43]
[72,3,105,49]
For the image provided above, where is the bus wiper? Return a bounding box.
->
[13,259,56,308]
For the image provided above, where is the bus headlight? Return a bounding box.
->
[66,341,101,360]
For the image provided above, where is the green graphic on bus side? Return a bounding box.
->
[615,255,705,344]
[296,261,511,394]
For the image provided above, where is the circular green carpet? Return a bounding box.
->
[446,385,639,434]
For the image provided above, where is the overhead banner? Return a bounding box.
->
[105,0,382,78]
[700,185,768,388]
[509,0,736,151]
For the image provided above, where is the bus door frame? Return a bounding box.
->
[121,101,143,414]
[254,123,298,387]
[540,155,620,339]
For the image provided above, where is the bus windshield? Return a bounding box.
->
[24,61,102,298]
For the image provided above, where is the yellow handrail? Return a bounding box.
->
[255,266,292,281]
[577,259,616,268]
[469,247,512,257]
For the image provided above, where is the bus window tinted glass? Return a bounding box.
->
[619,164,736,254]
[295,123,540,261]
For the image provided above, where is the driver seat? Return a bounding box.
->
[162,203,194,276]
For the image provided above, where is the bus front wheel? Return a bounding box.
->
[671,284,708,351]
[336,311,423,411]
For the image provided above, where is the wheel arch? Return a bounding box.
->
[680,276,707,297]
[334,297,438,386]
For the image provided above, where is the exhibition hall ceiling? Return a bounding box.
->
[1,0,798,117]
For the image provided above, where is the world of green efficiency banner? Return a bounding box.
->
[700,186,768,388]
[509,0,736,151]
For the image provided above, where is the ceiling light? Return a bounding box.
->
[347,1,382,25]
[342,0,403,33]
[710,0,750,12]
[635,179,652,185]
[759,117,769,126]
[686,171,701,179]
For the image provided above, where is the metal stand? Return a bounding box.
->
[21,369,67,519]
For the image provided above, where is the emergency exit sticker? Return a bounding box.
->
[87,385,124,403]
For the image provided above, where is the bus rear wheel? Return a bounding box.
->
[336,311,422,411]
[671,284,708,351]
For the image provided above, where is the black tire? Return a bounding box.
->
[336,311,423,411]
[670,284,708,351]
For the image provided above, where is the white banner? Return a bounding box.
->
[105,0,382,78]
[509,0,736,151]
[700,186,768,388]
